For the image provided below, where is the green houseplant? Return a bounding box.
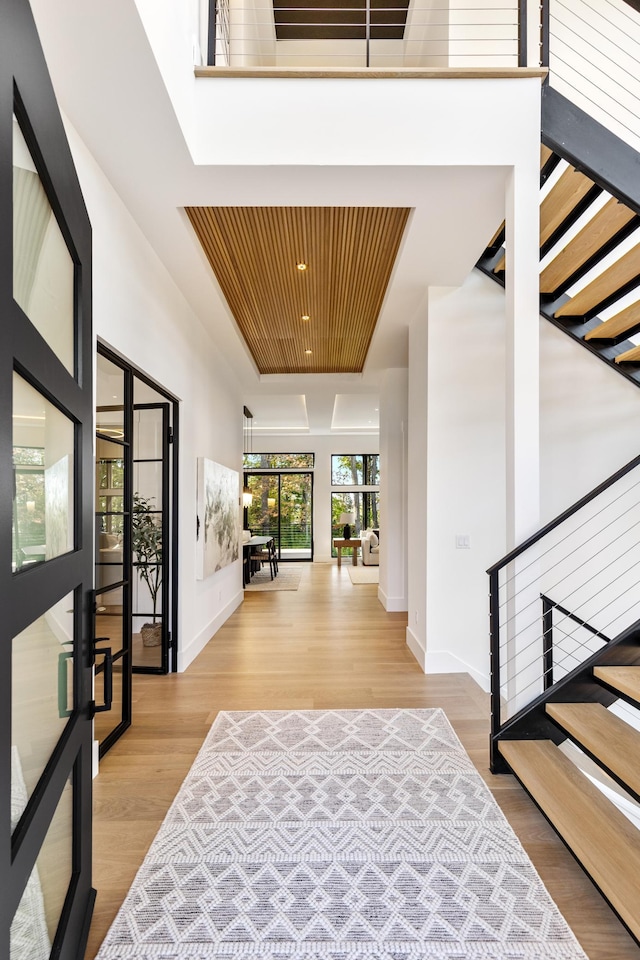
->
[132,492,163,646]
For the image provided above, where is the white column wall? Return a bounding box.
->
[424,276,506,690]
[65,120,243,673]
[248,434,379,563]
[379,368,408,612]
[406,307,429,668]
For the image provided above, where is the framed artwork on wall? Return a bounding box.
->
[196,458,240,579]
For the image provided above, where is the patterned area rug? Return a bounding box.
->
[348,565,379,584]
[245,566,302,591]
[95,709,587,960]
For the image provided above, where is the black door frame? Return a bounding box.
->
[98,342,179,674]
[1,0,95,955]
[245,470,314,561]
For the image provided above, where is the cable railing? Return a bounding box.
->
[206,0,525,68]
[545,0,640,152]
[488,451,640,768]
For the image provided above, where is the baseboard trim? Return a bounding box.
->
[425,649,490,692]
[178,589,243,672]
[406,626,426,670]
[378,586,407,612]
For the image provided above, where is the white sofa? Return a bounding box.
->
[361,529,380,566]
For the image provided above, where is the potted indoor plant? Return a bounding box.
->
[132,492,163,646]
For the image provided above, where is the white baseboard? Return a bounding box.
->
[178,589,243,672]
[425,649,490,692]
[406,626,426,670]
[378,586,407,612]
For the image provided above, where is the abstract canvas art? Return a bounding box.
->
[196,458,240,579]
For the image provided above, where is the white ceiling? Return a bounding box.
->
[29,0,508,435]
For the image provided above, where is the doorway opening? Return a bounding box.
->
[95,343,179,756]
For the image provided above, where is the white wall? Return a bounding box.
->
[422,274,507,689]
[379,368,408,611]
[64,119,243,674]
[249,433,379,562]
[540,321,640,520]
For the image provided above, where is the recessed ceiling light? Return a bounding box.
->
[301,314,310,321]
[374,407,379,411]
[305,349,312,355]
[296,262,308,271]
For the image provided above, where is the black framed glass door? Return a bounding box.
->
[246,472,313,560]
[1,2,95,956]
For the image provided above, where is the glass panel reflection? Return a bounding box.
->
[96,353,124,435]
[13,374,75,572]
[12,594,74,813]
[12,116,74,374]
[10,771,73,958]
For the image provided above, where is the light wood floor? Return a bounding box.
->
[85,562,640,960]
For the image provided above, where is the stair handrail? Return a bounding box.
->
[488,449,640,771]
[487,450,640,576]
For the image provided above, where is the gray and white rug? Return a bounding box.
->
[95,708,587,960]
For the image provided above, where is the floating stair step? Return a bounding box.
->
[584,302,640,341]
[499,739,640,941]
[540,143,554,169]
[615,345,640,364]
[540,199,637,294]
[540,166,594,248]
[594,666,640,703]
[546,701,640,799]
[555,243,640,317]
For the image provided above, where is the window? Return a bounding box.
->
[243,453,314,470]
[331,492,380,554]
[331,454,379,485]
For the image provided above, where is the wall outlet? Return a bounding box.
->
[456,534,470,549]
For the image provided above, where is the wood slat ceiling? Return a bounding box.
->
[185,206,411,374]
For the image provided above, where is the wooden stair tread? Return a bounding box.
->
[584,301,640,341]
[555,243,640,317]
[499,739,640,940]
[540,199,637,294]
[540,143,553,169]
[615,345,640,363]
[595,666,640,702]
[546,701,640,797]
[540,166,594,248]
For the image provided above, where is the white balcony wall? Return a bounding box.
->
[549,0,640,153]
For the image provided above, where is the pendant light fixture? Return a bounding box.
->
[243,405,253,507]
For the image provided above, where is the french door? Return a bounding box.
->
[1,1,95,957]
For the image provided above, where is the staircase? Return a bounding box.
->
[497,651,640,940]
[477,91,640,390]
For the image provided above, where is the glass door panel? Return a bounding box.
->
[246,473,313,560]
[95,352,131,756]
[11,593,74,812]
[12,115,74,375]
[280,472,312,560]
[10,770,73,960]
[132,393,170,672]
[13,373,75,572]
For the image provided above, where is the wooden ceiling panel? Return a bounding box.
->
[185,206,411,374]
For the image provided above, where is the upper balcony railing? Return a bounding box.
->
[204,0,528,69]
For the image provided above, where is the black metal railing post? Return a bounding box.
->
[541,0,549,68]
[489,568,504,772]
[518,0,527,67]
[542,594,554,689]
[208,0,217,65]
[365,0,371,67]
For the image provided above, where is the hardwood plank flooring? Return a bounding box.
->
[85,562,640,960]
